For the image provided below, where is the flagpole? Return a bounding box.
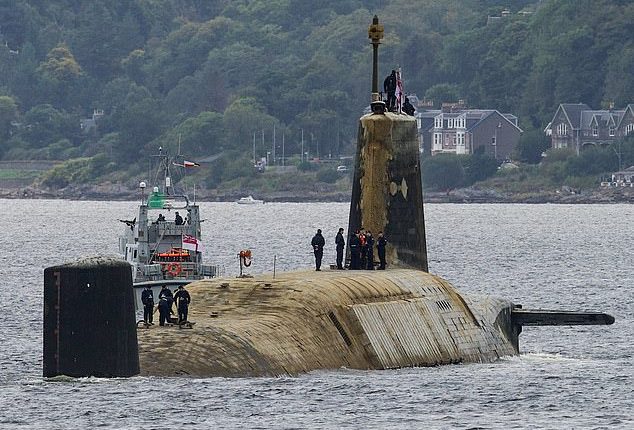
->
[273,124,276,166]
[253,132,256,166]
[282,132,285,167]
[301,129,304,163]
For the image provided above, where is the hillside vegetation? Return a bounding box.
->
[0,0,633,195]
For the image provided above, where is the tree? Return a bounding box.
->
[0,95,18,138]
[37,44,82,82]
[424,83,461,106]
[515,125,550,164]
[20,104,79,149]
[461,149,498,186]
[422,154,465,192]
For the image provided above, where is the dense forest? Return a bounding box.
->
[0,0,633,192]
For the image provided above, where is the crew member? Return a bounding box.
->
[157,213,166,222]
[311,229,326,271]
[377,232,387,270]
[141,285,154,325]
[383,70,397,111]
[335,228,345,270]
[173,285,191,324]
[403,97,416,116]
[175,212,184,225]
[365,231,374,270]
[359,229,367,270]
[349,230,361,270]
[158,285,174,326]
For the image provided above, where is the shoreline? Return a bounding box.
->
[2,184,633,204]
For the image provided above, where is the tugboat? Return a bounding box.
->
[118,150,221,310]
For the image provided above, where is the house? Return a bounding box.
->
[80,109,104,133]
[417,102,522,161]
[544,103,634,154]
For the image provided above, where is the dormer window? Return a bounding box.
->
[626,123,634,136]
[592,125,598,136]
[609,126,615,136]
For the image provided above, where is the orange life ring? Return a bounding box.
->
[166,262,182,276]
[239,250,252,267]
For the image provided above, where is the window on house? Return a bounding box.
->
[434,133,442,146]
[626,123,634,136]
[609,127,615,136]
[435,117,442,128]
[491,136,496,145]
[592,126,598,136]
[457,132,465,146]
[557,123,568,136]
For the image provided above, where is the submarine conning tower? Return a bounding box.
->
[347,112,428,270]
[347,15,428,271]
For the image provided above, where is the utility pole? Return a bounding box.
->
[301,129,304,163]
[253,132,256,166]
[282,132,285,166]
[273,124,276,165]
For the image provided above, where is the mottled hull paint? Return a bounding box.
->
[138,270,517,377]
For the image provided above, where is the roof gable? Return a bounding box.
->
[616,105,634,129]
[558,103,591,129]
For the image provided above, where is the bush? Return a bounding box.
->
[422,154,465,191]
[40,158,92,188]
[316,167,338,183]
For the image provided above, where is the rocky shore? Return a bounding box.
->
[1,182,633,203]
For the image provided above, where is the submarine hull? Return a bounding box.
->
[137,269,517,377]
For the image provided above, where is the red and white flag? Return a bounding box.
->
[395,68,403,113]
[182,234,203,252]
[183,160,200,167]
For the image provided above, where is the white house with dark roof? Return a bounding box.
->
[417,104,522,161]
[545,103,634,154]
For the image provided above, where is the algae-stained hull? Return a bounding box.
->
[138,269,517,377]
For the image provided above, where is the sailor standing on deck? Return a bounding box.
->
[158,285,174,326]
[174,211,184,225]
[173,285,191,324]
[377,232,388,270]
[141,285,154,325]
[349,230,361,270]
[311,229,326,271]
[365,231,374,270]
[335,228,345,270]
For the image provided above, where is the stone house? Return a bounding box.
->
[544,103,634,154]
[417,103,522,161]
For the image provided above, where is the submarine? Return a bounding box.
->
[43,17,613,379]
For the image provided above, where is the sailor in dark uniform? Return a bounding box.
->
[403,97,416,116]
[335,228,345,269]
[158,285,174,326]
[377,231,388,270]
[384,70,397,111]
[349,230,361,270]
[175,212,184,225]
[311,229,326,271]
[365,231,374,270]
[141,285,154,325]
[173,285,191,324]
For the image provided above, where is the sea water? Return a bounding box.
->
[0,200,631,429]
